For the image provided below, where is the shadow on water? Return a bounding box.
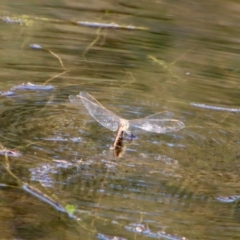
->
[1,0,240,239]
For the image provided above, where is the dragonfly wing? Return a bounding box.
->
[78,92,122,131]
[69,95,82,105]
[80,92,106,108]
[129,118,185,133]
[146,111,174,119]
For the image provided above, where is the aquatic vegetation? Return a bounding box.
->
[0,16,24,24]
[78,21,147,30]
[0,14,35,26]
[0,13,147,31]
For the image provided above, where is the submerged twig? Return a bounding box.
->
[43,69,70,85]
[29,43,72,86]
[47,49,66,70]
[30,44,66,70]
[82,28,102,59]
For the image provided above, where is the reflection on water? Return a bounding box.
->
[191,102,240,113]
[1,0,240,239]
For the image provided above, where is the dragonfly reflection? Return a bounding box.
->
[69,92,185,149]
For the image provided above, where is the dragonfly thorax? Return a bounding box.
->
[119,119,129,131]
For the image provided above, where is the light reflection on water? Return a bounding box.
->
[1,0,240,239]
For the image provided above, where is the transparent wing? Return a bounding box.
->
[70,92,122,131]
[69,95,82,105]
[80,91,106,108]
[129,118,185,133]
[145,111,174,119]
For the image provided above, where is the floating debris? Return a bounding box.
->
[77,21,147,30]
[190,102,240,112]
[0,149,21,157]
[42,136,82,143]
[0,16,23,24]
[0,82,53,98]
[29,43,43,49]
[125,223,187,240]
[42,137,68,142]
[97,233,127,240]
[52,160,74,168]
[0,91,14,96]
[11,82,54,91]
[216,195,240,203]
[139,153,178,166]
[69,137,82,143]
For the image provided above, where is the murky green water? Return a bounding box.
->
[1,0,240,239]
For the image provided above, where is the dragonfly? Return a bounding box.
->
[69,92,185,149]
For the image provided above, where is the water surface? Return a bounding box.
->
[1,0,240,239]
